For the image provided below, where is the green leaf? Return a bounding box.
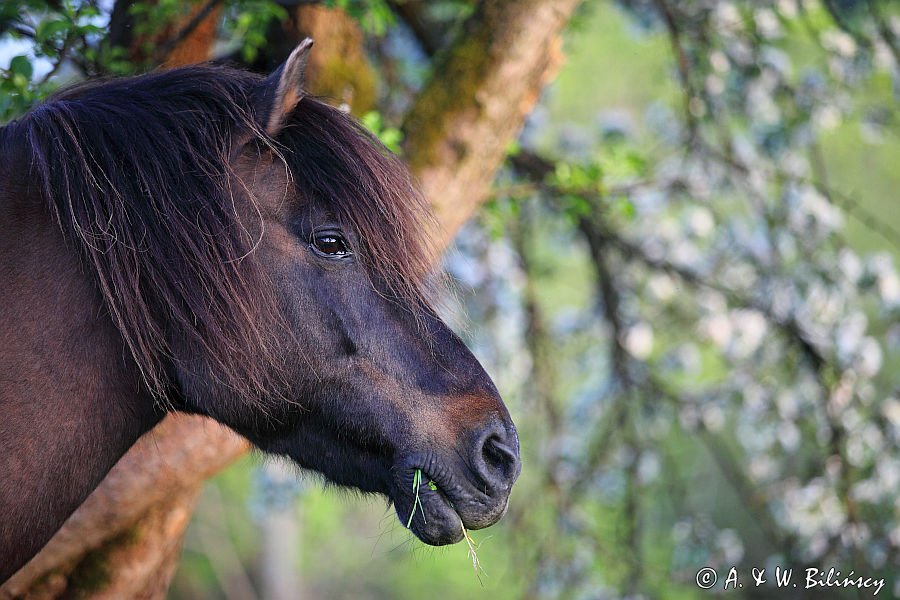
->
[360,110,404,153]
[35,19,70,43]
[9,55,33,80]
[564,194,592,218]
[612,196,636,220]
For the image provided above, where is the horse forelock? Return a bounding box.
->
[276,98,440,312]
[15,65,438,409]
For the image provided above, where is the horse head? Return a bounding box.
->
[168,42,521,544]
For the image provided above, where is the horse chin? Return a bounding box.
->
[393,480,466,546]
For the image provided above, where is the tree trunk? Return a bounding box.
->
[403,0,582,246]
[1,1,581,596]
[257,462,303,600]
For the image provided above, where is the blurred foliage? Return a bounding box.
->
[0,0,110,117]
[361,109,403,152]
[0,0,286,120]
[221,0,287,63]
[3,0,900,598]
[324,0,394,35]
[458,1,900,597]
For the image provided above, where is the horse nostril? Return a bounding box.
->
[475,424,521,492]
[482,435,514,474]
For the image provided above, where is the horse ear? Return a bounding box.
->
[259,38,314,137]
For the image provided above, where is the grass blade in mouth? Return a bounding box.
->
[408,472,486,583]
[406,468,427,528]
[460,519,485,584]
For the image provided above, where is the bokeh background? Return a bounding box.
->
[2,1,899,598]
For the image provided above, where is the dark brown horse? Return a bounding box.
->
[0,41,520,582]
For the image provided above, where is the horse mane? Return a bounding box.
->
[15,64,437,406]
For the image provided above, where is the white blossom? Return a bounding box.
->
[623,322,654,359]
[821,30,858,57]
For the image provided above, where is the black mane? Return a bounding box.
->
[12,65,435,403]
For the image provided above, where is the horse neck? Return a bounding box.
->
[0,152,162,580]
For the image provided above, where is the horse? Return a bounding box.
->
[0,40,520,582]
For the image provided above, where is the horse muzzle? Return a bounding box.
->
[393,416,521,545]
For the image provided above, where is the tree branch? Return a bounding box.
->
[1,415,244,598]
[386,0,443,57]
[652,0,699,143]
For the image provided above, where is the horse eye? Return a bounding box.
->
[311,233,351,257]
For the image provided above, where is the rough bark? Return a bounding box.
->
[1,1,580,597]
[403,0,582,246]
